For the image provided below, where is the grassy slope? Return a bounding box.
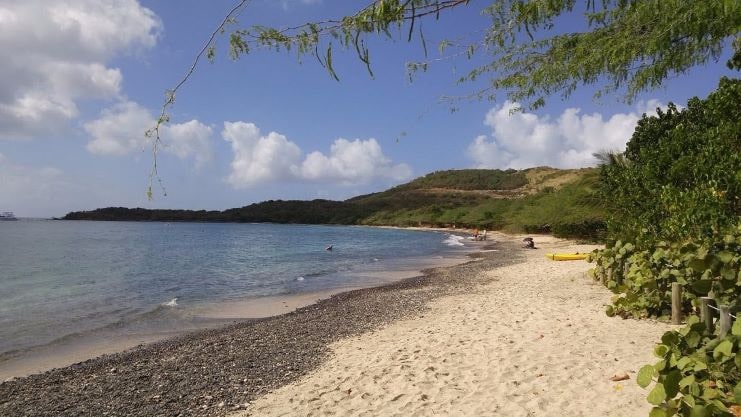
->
[355,167,605,240]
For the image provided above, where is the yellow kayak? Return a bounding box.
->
[545,253,589,261]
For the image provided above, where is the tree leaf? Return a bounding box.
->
[663,370,682,398]
[717,250,733,263]
[647,383,667,405]
[655,344,670,357]
[733,318,741,336]
[638,365,656,388]
[649,407,668,417]
[689,404,708,417]
[676,356,693,371]
[679,374,695,388]
[691,280,713,294]
[734,382,741,404]
[713,340,733,359]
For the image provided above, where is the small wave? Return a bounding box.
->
[373,258,380,262]
[162,297,178,307]
[443,234,466,247]
[296,276,305,281]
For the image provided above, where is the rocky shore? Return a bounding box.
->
[0,241,521,417]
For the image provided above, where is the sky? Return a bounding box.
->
[0,0,736,217]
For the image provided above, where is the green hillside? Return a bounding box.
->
[63,167,606,240]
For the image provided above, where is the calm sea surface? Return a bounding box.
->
[0,220,470,356]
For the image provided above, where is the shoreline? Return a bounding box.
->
[0,232,476,382]
[0,234,518,416]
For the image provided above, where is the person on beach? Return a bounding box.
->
[522,237,536,249]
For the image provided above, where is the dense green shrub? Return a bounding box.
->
[638,317,741,417]
[590,78,740,416]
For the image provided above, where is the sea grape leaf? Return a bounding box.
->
[688,258,709,272]
[676,356,693,370]
[638,365,656,388]
[689,404,708,417]
[647,383,667,405]
[662,332,680,346]
[701,387,721,400]
[710,399,729,412]
[679,374,695,388]
[691,280,713,294]
[685,331,701,349]
[717,250,734,263]
[721,265,735,279]
[713,340,733,359]
[655,344,670,357]
[733,318,741,336]
[649,407,668,417]
[663,370,682,398]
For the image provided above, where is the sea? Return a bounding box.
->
[0,220,472,378]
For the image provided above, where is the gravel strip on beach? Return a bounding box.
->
[0,241,522,417]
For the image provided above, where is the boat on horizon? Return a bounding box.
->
[0,211,18,221]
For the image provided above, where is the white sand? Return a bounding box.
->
[234,234,671,417]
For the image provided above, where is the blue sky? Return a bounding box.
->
[0,0,735,217]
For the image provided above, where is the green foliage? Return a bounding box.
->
[602,78,740,246]
[639,316,741,416]
[218,0,740,108]
[591,227,741,318]
[588,79,741,416]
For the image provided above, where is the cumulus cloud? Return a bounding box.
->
[84,101,152,155]
[0,0,161,139]
[223,122,303,186]
[467,100,668,169]
[84,101,213,167]
[164,120,214,168]
[222,122,411,188]
[297,138,412,184]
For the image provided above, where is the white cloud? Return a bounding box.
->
[223,122,302,187]
[85,101,213,167]
[84,101,152,155]
[164,120,214,168]
[222,122,411,188]
[467,100,668,169]
[297,138,412,184]
[0,0,161,139]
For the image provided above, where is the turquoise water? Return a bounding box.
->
[0,220,469,356]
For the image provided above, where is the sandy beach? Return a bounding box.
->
[236,233,671,417]
[0,233,671,417]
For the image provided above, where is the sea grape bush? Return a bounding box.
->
[637,317,741,417]
[589,78,740,416]
[592,228,741,319]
